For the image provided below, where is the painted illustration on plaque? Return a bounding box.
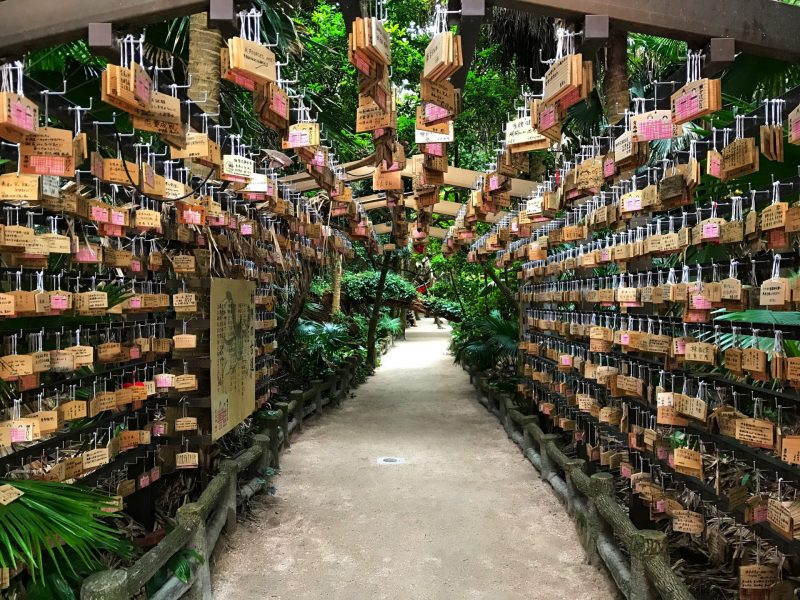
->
[211,278,255,440]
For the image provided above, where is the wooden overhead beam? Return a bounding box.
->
[493,0,800,62]
[397,158,538,197]
[354,193,384,204]
[0,0,233,58]
[279,155,538,198]
[374,223,448,238]
[278,159,376,192]
[363,197,506,223]
[363,199,389,210]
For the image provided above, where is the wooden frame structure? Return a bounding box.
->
[0,0,797,63]
[277,155,538,196]
[491,0,800,62]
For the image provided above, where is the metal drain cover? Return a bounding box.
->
[377,457,406,465]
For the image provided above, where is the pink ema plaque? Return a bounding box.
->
[637,118,674,141]
[674,93,701,121]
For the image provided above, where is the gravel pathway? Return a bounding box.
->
[212,319,617,599]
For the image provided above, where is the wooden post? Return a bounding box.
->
[178,505,212,600]
[338,369,346,399]
[629,531,666,600]
[523,423,534,451]
[311,379,323,415]
[564,459,585,517]
[81,570,129,600]
[585,472,615,568]
[519,416,537,451]
[332,369,342,405]
[539,433,560,480]
[274,401,290,449]
[290,390,304,433]
[262,413,281,469]
[498,392,509,435]
[474,375,484,405]
[343,363,353,395]
[219,460,238,536]
[331,253,343,313]
[484,385,494,413]
[252,433,271,472]
[367,253,391,368]
[505,400,518,435]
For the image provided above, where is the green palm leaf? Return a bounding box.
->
[714,309,800,327]
[0,481,132,582]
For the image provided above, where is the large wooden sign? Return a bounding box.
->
[211,278,256,440]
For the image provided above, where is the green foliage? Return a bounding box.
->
[451,309,518,372]
[455,42,521,171]
[25,547,109,600]
[423,296,463,321]
[342,270,417,304]
[26,41,107,72]
[627,34,687,92]
[309,276,331,298]
[145,548,204,596]
[0,481,132,583]
[427,251,515,320]
[167,549,203,584]
[281,318,355,379]
[714,309,800,327]
[377,315,403,338]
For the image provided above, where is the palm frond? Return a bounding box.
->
[0,481,132,581]
[714,309,800,327]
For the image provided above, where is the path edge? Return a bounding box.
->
[81,335,397,600]
[465,368,696,600]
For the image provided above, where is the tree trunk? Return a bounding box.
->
[278,265,313,344]
[366,253,391,368]
[331,254,343,314]
[485,264,519,312]
[187,13,222,115]
[604,28,629,125]
[447,263,466,314]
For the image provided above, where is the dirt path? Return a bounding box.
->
[212,319,616,599]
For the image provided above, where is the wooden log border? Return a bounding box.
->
[467,369,696,600]
[81,336,394,600]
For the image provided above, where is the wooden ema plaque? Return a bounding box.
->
[504,116,549,151]
[350,17,391,67]
[423,31,462,81]
[789,103,800,145]
[420,79,459,114]
[535,100,562,142]
[19,127,74,177]
[721,138,759,180]
[739,564,778,600]
[630,110,679,142]
[227,37,277,84]
[356,98,395,133]
[543,54,583,105]
[670,78,721,125]
[0,91,39,141]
